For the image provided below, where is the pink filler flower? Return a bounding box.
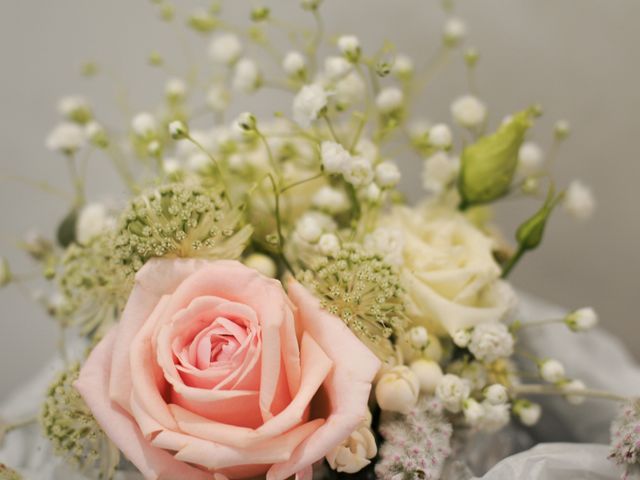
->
[75,259,380,480]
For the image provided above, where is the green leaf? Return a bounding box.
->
[458,107,539,208]
[56,209,78,248]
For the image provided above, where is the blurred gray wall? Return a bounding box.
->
[1,0,639,400]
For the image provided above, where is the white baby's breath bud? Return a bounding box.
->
[234,112,257,132]
[408,326,429,349]
[76,203,112,245]
[443,17,467,47]
[46,123,85,154]
[452,328,471,348]
[209,33,243,64]
[554,120,571,140]
[312,186,349,213]
[463,398,485,426]
[324,56,352,80]
[514,400,542,426]
[392,54,414,77]
[293,84,327,127]
[410,359,443,394]
[363,227,404,266]
[206,84,231,112]
[429,123,453,148]
[334,72,366,108]
[57,95,92,124]
[479,401,511,432]
[540,359,566,383]
[165,77,187,101]
[565,307,598,332]
[484,384,508,405]
[363,183,381,203]
[296,214,324,244]
[517,141,544,175]
[169,120,188,139]
[163,158,181,175]
[244,253,277,278]
[436,374,471,413]
[563,180,595,220]
[318,233,341,256]
[375,161,401,188]
[0,257,11,287]
[468,323,514,363]
[375,365,420,414]
[147,140,162,157]
[423,151,460,195]
[375,87,404,114]
[451,94,487,128]
[562,379,587,405]
[326,418,376,473]
[321,140,351,173]
[337,34,361,61]
[131,112,157,137]
[85,121,108,148]
[232,58,261,93]
[282,51,307,76]
[343,157,374,187]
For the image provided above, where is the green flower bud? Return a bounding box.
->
[148,51,164,66]
[464,47,480,67]
[187,11,219,32]
[458,107,539,208]
[554,120,571,141]
[515,185,558,251]
[80,61,98,77]
[0,257,11,287]
[251,6,270,22]
[159,3,175,21]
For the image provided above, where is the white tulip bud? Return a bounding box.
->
[435,374,470,413]
[429,123,453,148]
[244,253,277,278]
[463,398,485,426]
[375,365,420,414]
[410,359,443,394]
[484,384,508,405]
[565,307,598,332]
[540,359,566,383]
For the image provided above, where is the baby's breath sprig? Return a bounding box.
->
[40,363,120,479]
[114,183,252,273]
[301,243,406,358]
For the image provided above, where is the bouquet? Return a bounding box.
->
[0,1,636,479]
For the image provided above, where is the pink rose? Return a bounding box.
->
[75,259,380,480]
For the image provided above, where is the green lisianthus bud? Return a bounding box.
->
[458,107,539,208]
[515,185,557,251]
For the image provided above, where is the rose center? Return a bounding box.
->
[192,316,249,370]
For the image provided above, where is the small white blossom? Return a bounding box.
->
[429,123,453,148]
[468,323,514,363]
[409,119,431,142]
[57,95,91,122]
[168,120,188,139]
[375,366,420,414]
[324,55,352,80]
[364,227,405,266]
[46,123,85,154]
[326,414,376,473]
[295,215,324,244]
[436,374,470,413]
[375,87,404,114]
[443,17,467,46]
[76,203,112,245]
[234,112,257,132]
[452,328,471,348]
[321,140,351,173]
[353,138,378,161]
[343,157,374,187]
[293,84,327,127]
[375,161,401,188]
[282,51,307,76]
[244,253,277,278]
[565,307,598,332]
[312,186,349,213]
[232,58,261,93]
[518,141,544,175]
[85,121,108,147]
[515,401,542,426]
[206,84,230,112]
[165,78,187,100]
[479,400,510,432]
[563,379,587,405]
[408,326,429,349]
[363,183,382,203]
[162,158,181,175]
[334,72,366,108]
[209,33,242,64]
[410,359,443,394]
[131,112,157,137]
[318,233,341,256]
[393,54,414,77]
[485,384,509,405]
[463,398,485,426]
[540,359,566,383]
[564,180,595,220]
[451,94,487,128]
[337,35,361,60]
[422,151,460,195]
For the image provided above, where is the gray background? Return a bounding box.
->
[1,0,638,401]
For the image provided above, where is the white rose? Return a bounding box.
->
[387,204,514,336]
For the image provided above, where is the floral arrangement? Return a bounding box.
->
[0,1,635,479]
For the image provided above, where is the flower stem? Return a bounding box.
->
[510,384,629,403]
[322,114,340,144]
[280,172,323,193]
[501,245,525,278]
[186,134,232,206]
[266,174,294,274]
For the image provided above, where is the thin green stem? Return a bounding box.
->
[0,173,74,201]
[266,174,294,274]
[510,384,629,403]
[322,114,340,144]
[66,154,85,207]
[516,317,566,330]
[256,130,280,176]
[186,134,232,206]
[280,172,323,193]
[349,113,367,153]
[501,245,525,278]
